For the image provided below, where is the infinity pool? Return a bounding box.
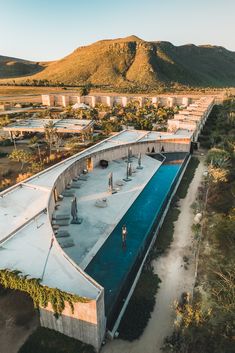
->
[86,160,185,324]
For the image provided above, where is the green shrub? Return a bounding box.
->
[0,151,8,158]
[0,270,89,315]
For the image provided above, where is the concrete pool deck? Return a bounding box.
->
[86,161,184,321]
[54,155,162,270]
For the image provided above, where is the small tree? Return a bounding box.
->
[9,149,32,171]
[206,148,230,168]
[29,136,38,146]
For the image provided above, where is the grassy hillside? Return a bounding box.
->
[1,36,235,88]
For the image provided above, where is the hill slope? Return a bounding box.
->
[0,56,45,79]
[1,36,235,88]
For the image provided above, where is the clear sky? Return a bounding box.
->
[0,0,234,61]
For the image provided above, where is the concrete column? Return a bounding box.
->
[106,96,113,107]
[49,95,55,106]
[138,97,144,107]
[42,94,55,107]
[182,97,189,106]
[167,97,175,107]
[91,96,97,108]
[61,95,70,107]
[121,97,128,107]
[152,97,158,105]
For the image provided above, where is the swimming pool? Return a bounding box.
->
[86,157,187,326]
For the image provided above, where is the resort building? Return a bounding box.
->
[0,103,11,111]
[3,118,94,140]
[41,94,193,108]
[167,97,215,141]
[0,97,214,351]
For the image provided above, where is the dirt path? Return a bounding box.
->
[102,156,206,353]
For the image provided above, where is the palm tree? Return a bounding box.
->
[79,84,91,97]
[44,121,58,157]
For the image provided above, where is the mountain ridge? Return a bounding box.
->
[1,36,235,88]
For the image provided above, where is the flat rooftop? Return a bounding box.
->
[3,118,93,134]
[0,211,100,299]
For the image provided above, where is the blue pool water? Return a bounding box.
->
[86,162,183,321]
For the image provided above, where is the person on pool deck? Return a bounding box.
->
[122,224,127,248]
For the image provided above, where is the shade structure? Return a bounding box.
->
[137,152,143,169]
[71,196,78,221]
[72,103,90,110]
[127,146,132,162]
[108,172,113,193]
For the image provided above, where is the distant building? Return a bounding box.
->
[42,94,194,108]
[0,103,11,111]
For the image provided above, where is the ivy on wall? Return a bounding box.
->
[0,269,89,315]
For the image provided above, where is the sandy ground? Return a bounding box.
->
[0,290,39,353]
[0,144,32,182]
[102,156,206,353]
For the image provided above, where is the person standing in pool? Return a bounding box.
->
[122,224,127,248]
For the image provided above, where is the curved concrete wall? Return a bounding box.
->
[41,136,191,351]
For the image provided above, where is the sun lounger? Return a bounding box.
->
[52,224,60,231]
[52,213,70,220]
[52,218,70,226]
[78,175,88,181]
[70,182,81,189]
[95,198,108,208]
[58,238,75,248]
[115,180,124,187]
[56,230,71,238]
[62,190,75,197]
